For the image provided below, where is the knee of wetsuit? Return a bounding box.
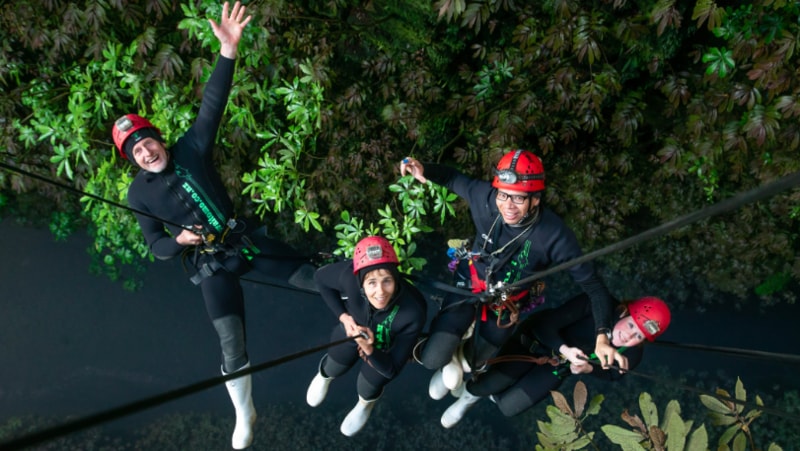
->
[212,315,248,373]
[419,332,462,370]
[494,386,535,417]
[321,353,353,379]
[356,374,384,402]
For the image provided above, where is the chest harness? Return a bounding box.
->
[161,164,260,284]
[458,213,546,328]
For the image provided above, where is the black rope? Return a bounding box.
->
[581,358,800,423]
[0,161,322,275]
[239,275,319,295]
[653,340,800,365]
[0,161,193,233]
[506,170,800,293]
[0,334,364,451]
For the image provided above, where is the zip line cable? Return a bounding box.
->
[0,161,194,234]
[503,170,800,295]
[0,160,320,268]
[581,358,800,423]
[0,334,366,451]
[653,341,800,366]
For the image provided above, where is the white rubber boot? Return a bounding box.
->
[223,363,257,449]
[442,346,467,390]
[428,368,449,400]
[441,388,481,428]
[340,395,379,436]
[306,357,334,407]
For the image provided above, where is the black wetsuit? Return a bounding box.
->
[314,261,427,400]
[420,164,613,368]
[468,293,642,416]
[127,56,280,373]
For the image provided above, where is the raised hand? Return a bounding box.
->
[208,1,252,59]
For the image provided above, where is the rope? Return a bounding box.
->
[0,161,193,233]
[580,358,800,423]
[0,160,322,277]
[506,170,800,293]
[653,341,800,365]
[239,275,319,295]
[0,334,364,451]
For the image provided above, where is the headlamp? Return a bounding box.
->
[366,245,383,261]
[642,319,660,336]
[115,116,133,132]
[494,169,519,184]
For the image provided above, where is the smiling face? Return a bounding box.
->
[611,316,647,348]
[495,188,540,225]
[361,268,396,310]
[131,137,169,173]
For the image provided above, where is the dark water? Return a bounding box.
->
[1,218,798,448]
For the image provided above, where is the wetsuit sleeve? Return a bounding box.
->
[424,164,486,199]
[180,56,236,159]
[527,294,593,353]
[544,218,614,332]
[313,262,358,319]
[575,273,614,332]
[128,187,184,259]
[363,288,426,378]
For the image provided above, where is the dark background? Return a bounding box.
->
[1,218,798,448]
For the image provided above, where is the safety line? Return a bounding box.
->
[0,334,362,451]
[582,359,800,423]
[239,275,319,295]
[506,170,800,293]
[0,161,321,269]
[653,341,800,365]
[0,161,193,233]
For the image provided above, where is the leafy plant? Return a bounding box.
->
[699,377,780,451]
[602,392,709,451]
[333,175,456,273]
[241,66,325,233]
[535,380,599,450]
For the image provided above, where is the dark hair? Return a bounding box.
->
[358,263,400,285]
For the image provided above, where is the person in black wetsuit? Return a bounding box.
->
[110,3,260,449]
[400,150,622,399]
[438,294,672,427]
[305,236,427,437]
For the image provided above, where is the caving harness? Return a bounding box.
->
[447,213,546,329]
[184,219,262,285]
[156,163,263,285]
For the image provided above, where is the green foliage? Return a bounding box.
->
[333,175,456,273]
[241,69,325,233]
[701,47,735,78]
[1,0,799,306]
[529,376,789,450]
[699,377,768,451]
[601,393,710,450]
[535,381,599,450]
[48,210,77,242]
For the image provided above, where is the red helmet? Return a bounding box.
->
[352,236,399,274]
[111,114,161,159]
[492,149,545,192]
[628,296,671,341]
